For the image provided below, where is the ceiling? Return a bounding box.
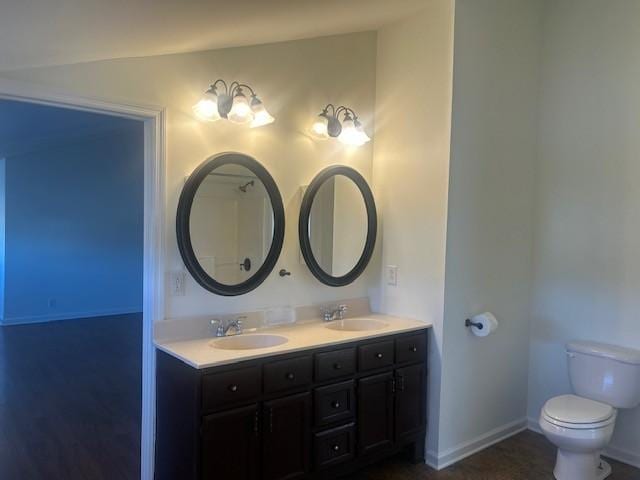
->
[0,0,427,72]
[0,99,139,157]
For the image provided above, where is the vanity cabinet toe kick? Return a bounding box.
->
[155,328,428,480]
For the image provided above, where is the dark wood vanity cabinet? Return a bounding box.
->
[155,329,428,480]
[201,404,260,480]
[263,392,312,480]
[357,371,395,456]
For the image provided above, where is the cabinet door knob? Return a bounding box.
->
[333,363,342,370]
[376,353,384,359]
[331,401,341,409]
[411,346,417,352]
[286,372,295,381]
[228,384,238,392]
[332,445,340,452]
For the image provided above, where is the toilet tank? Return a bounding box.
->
[567,341,640,409]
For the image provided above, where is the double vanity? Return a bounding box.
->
[155,313,430,480]
[157,151,430,478]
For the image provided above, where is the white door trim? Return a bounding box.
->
[0,77,166,480]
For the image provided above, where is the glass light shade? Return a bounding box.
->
[228,92,254,124]
[310,114,329,139]
[250,98,275,128]
[338,117,362,146]
[354,123,371,145]
[193,91,220,122]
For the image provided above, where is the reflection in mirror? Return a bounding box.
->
[299,165,376,287]
[189,164,274,285]
[308,175,367,277]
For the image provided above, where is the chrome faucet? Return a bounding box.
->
[211,316,245,337]
[321,304,348,322]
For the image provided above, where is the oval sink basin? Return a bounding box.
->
[210,334,289,350]
[325,318,388,332]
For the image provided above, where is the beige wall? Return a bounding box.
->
[373,1,455,458]
[0,33,379,320]
[438,0,541,465]
[528,0,640,465]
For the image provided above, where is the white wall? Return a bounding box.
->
[373,1,455,459]
[0,32,379,321]
[436,0,542,466]
[528,0,640,465]
[2,126,144,324]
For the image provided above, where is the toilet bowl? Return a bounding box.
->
[538,341,640,480]
[540,395,616,480]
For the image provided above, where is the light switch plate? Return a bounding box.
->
[386,265,398,286]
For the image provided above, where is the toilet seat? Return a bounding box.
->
[543,395,616,430]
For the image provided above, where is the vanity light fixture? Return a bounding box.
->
[310,104,371,146]
[193,79,275,128]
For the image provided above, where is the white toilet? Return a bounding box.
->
[540,341,640,480]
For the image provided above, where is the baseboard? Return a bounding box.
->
[425,449,439,469]
[605,444,640,469]
[527,416,542,433]
[1,307,142,326]
[527,417,640,469]
[432,417,528,470]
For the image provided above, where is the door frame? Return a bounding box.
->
[0,77,166,480]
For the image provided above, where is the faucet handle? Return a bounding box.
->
[320,306,332,321]
[211,318,225,336]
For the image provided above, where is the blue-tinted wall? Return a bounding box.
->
[0,158,5,322]
[2,124,144,324]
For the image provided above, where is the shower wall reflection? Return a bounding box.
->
[189,165,274,285]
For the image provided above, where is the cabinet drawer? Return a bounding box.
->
[202,366,261,412]
[314,380,355,427]
[264,356,312,394]
[395,333,427,364]
[358,340,394,371]
[314,423,355,469]
[315,347,356,382]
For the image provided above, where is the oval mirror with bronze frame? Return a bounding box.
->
[299,165,377,287]
[177,152,285,296]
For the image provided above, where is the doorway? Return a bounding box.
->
[0,88,164,480]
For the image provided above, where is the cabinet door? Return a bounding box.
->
[395,363,426,441]
[201,404,259,480]
[357,371,394,455]
[263,392,311,480]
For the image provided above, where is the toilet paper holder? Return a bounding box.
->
[465,318,484,330]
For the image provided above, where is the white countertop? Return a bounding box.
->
[155,314,431,369]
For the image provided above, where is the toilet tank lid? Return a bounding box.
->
[567,341,640,365]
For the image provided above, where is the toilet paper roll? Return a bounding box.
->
[469,312,498,337]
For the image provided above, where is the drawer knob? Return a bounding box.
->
[286,372,295,381]
[332,445,340,452]
[228,384,238,392]
[333,363,342,370]
[376,353,384,359]
[411,346,417,352]
[331,401,341,409]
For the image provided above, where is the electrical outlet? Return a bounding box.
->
[386,265,398,286]
[169,271,186,296]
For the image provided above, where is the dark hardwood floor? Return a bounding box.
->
[348,430,640,479]
[0,313,142,480]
